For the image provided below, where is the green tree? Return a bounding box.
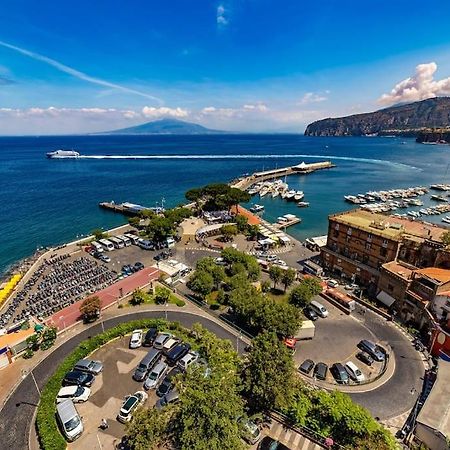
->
[235,214,249,233]
[79,296,101,322]
[146,216,174,242]
[220,224,238,242]
[289,277,322,308]
[258,300,302,337]
[242,331,295,412]
[442,230,450,247]
[155,287,171,305]
[247,224,260,241]
[187,270,214,298]
[92,228,106,241]
[130,288,147,306]
[281,268,296,292]
[269,265,283,289]
[128,216,141,228]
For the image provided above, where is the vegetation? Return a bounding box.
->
[269,265,283,289]
[129,286,184,307]
[289,277,322,308]
[220,224,238,241]
[242,331,295,412]
[24,326,58,356]
[281,268,296,292]
[143,206,192,243]
[92,228,108,241]
[130,288,148,306]
[79,295,101,322]
[442,230,450,247]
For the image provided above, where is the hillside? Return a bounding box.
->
[304,97,450,137]
[100,118,225,135]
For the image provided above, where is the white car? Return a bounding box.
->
[266,255,277,263]
[129,329,143,349]
[345,361,365,383]
[162,337,180,355]
[56,386,91,403]
[177,351,199,371]
[117,391,148,423]
[327,279,339,288]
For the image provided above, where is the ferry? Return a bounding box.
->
[46,150,80,159]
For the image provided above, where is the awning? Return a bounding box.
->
[377,290,397,307]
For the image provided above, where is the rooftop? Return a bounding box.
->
[382,261,414,280]
[415,267,450,284]
[232,205,261,226]
[0,327,34,350]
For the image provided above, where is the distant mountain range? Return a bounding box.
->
[304,97,450,141]
[99,118,226,135]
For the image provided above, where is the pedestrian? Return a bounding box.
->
[100,418,109,430]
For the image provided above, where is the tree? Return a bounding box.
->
[187,270,214,298]
[442,230,450,247]
[269,265,283,289]
[155,287,171,305]
[289,277,322,308]
[235,215,248,233]
[130,288,147,306]
[146,216,174,242]
[220,224,238,242]
[79,296,101,322]
[242,331,295,412]
[247,224,260,241]
[92,228,106,241]
[281,268,296,292]
[128,216,141,228]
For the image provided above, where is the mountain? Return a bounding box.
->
[304,97,450,137]
[99,118,225,135]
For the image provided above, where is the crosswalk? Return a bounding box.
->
[268,422,325,450]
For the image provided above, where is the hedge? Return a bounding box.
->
[36,318,173,450]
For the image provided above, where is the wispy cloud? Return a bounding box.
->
[217,4,228,26]
[0,40,162,104]
[142,106,188,119]
[378,62,450,105]
[299,92,328,105]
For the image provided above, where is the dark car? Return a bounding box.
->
[155,389,179,410]
[63,370,95,387]
[357,339,385,362]
[303,307,318,321]
[356,351,374,366]
[166,343,191,366]
[313,362,328,381]
[134,262,144,271]
[143,328,158,347]
[156,367,181,397]
[153,254,162,261]
[122,264,135,275]
[330,363,349,384]
[257,436,291,450]
[298,359,315,375]
[92,251,102,259]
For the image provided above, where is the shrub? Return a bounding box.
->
[175,299,186,307]
[23,349,34,359]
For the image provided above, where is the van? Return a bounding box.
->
[109,236,125,249]
[357,340,385,362]
[56,399,83,441]
[133,348,162,381]
[125,233,140,245]
[91,241,104,253]
[345,361,365,383]
[99,239,114,252]
[138,239,154,250]
[117,235,131,247]
[310,300,329,318]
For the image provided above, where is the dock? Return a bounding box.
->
[99,201,164,216]
[232,161,335,190]
[273,217,302,229]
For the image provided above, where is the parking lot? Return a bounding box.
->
[295,297,386,386]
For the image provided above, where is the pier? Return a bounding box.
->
[232,160,335,190]
[99,201,163,216]
[273,217,302,229]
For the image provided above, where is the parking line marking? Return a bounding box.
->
[292,433,302,447]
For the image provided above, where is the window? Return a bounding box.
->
[334,223,340,231]
[387,283,394,292]
[347,227,352,235]
[380,247,387,257]
[367,233,373,242]
[382,239,389,248]
[365,242,372,250]
[333,230,339,238]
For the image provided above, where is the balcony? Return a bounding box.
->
[323,247,380,276]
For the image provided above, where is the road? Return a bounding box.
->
[0,311,248,450]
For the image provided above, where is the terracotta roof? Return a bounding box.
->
[382,261,414,280]
[0,327,34,350]
[415,267,450,284]
[232,205,261,226]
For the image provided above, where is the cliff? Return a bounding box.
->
[304,97,450,137]
[416,129,450,144]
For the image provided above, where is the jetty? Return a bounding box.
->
[232,161,335,190]
[99,201,164,216]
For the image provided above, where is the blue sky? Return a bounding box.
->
[1,0,450,134]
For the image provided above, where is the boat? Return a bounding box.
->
[297,201,310,207]
[250,204,265,213]
[442,217,450,224]
[285,190,296,200]
[294,191,304,201]
[46,150,80,159]
[431,195,448,202]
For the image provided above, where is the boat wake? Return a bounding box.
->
[75,154,420,171]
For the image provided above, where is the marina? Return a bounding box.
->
[99,201,165,216]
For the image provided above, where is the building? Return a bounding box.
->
[321,209,450,295]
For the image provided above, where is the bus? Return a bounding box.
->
[108,236,125,249]
[302,260,323,277]
[99,239,114,252]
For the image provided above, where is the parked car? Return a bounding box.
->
[134,261,144,271]
[162,337,181,355]
[238,417,262,445]
[157,367,181,397]
[357,339,385,362]
[257,436,291,450]
[330,363,349,384]
[313,362,328,381]
[166,343,191,366]
[57,386,91,403]
[99,254,111,263]
[117,391,148,423]
[214,257,227,266]
[298,359,315,375]
[345,361,365,383]
[133,348,162,382]
[63,370,95,387]
[155,389,179,410]
[177,351,199,371]
[327,279,339,288]
[122,264,135,275]
[143,361,168,390]
[303,306,318,321]
[143,327,158,347]
[356,351,374,366]
[74,358,103,375]
[153,332,172,349]
[129,329,143,349]
[56,399,84,441]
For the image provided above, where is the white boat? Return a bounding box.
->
[442,217,450,224]
[46,149,80,159]
[250,204,265,213]
[297,201,310,207]
[271,189,280,198]
[294,191,304,201]
[285,190,296,200]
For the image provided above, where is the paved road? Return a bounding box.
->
[0,311,248,450]
[349,305,424,420]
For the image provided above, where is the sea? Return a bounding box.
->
[0,134,449,276]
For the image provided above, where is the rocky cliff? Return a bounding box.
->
[304,97,450,137]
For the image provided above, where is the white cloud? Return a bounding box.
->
[141,106,188,119]
[299,92,328,105]
[379,62,450,105]
[0,40,162,103]
[217,4,228,25]
[201,103,268,118]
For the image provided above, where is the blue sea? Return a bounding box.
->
[0,134,449,276]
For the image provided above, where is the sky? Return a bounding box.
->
[1,0,450,134]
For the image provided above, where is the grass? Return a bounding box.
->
[265,287,288,304]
